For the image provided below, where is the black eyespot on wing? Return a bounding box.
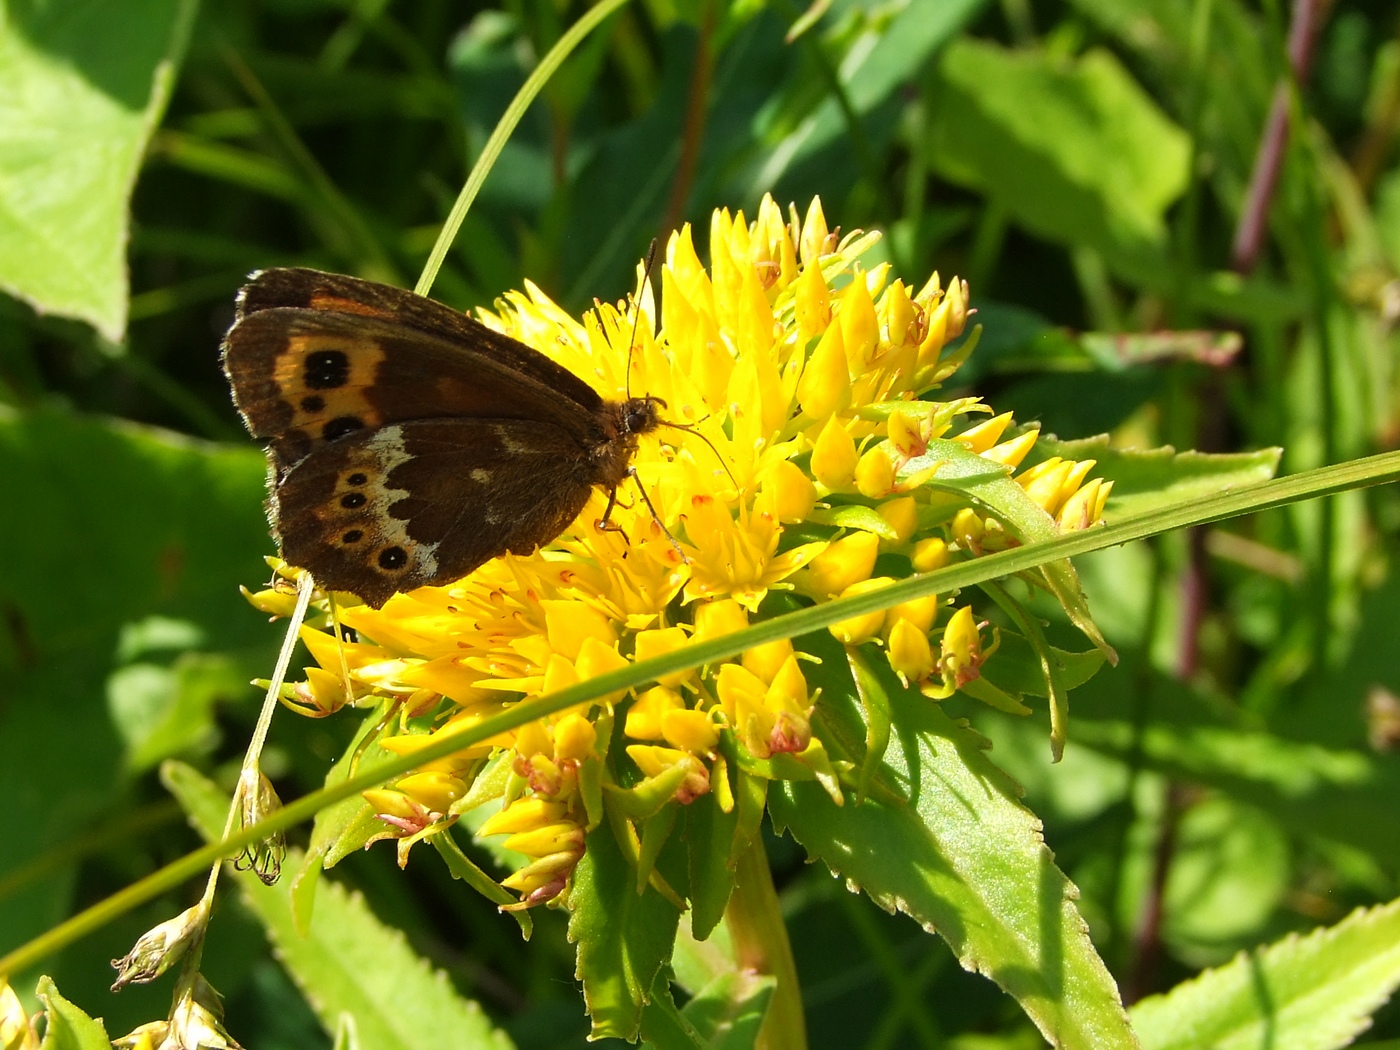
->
[304,350,350,389]
[346,472,368,486]
[378,546,408,571]
[342,529,363,544]
[340,493,367,509]
[323,416,364,441]
[300,394,325,413]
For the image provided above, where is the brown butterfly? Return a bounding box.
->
[221,268,663,608]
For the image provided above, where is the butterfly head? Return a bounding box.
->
[622,395,666,438]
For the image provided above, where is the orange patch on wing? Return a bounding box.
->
[310,294,398,320]
[273,334,386,432]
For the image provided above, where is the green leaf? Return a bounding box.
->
[0,0,196,340]
[35,975,110,1050]
[771,635,1139,1049]
[162,761,517,1050]
[1029,437,1283,521]
[569,819,683,1040]
[929,39,1189,284]
[746,0,984,193]
[679,970,774,1049]
[1130,897,1400,1050]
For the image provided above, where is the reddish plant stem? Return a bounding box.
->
[660,0,716,240]
[1230,0,1328,273]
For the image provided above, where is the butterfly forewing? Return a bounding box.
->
[221,268,661,608]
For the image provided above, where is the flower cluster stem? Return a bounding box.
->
[726,835,807,1050]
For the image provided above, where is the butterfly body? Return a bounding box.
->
[222,268,661,608]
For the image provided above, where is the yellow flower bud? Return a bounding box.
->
[839,275,880,372]
[797,323,850,418]
[802,530,879,596]
[541,600,617,661]
[829,577,896,646]
[855,445,895,499]
[877,496,919,543]
[911,536,950,572]
[395,771,466,814]
[884,592,939,634]
[742,637,794,683]
[766,653,810,714]
[956,412,1014,454]
[810,415,859,491]
[983,428,1039,468]
[794,250,831,342]
[478,797,570,838]
[760,459,818,523]
[1058,477,1112,530]
[888,409,926,457]
[887,618,935,685]
[940,605,985,689]
[693,599,749,641]
[502,821,585,859]
[951,508,985,550]
[880,279,918,347]
[662,708,721,753]
[541,652,578,696]
[554,713,597,761]
[634,626,693,687]
[575,635,629,703]
[799,197,831,264]
[626,685,685,740]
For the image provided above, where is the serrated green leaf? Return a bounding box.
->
[569,819,683,1040]
[35,976,109,1050]
[162,761,517,1050]
[930,39,1189,284]
[1030,437,1282,521]
[0,0,196,340]
[1130,897,1400,1050]
[771,634,1139,1049]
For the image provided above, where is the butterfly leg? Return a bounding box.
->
[626,469,688,563]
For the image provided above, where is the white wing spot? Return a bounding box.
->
[471,468,492,483]
[494,425,530,454]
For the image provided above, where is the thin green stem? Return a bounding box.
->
[4,449,1400,975]
[727,834,806,1050]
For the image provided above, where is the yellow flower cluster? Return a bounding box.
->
[258,197,1110,908]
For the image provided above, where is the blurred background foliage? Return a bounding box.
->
[3,0,1400,1046]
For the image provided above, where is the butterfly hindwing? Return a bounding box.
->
[273,418,599,608]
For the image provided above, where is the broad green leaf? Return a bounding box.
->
[0,407,269,962]
[929,39,1189,284]
[745,0,984,194]
[770,636,1139,1049]
[34,976,109,1050]
[1130,897,1400,1050]
[0,0,196,340]
[1029,437,1282,521]
[569,819,683,1040]
[163,762,516,1050]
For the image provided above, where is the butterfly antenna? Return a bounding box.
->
[659,420,740,491]
[626,239,659,401]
